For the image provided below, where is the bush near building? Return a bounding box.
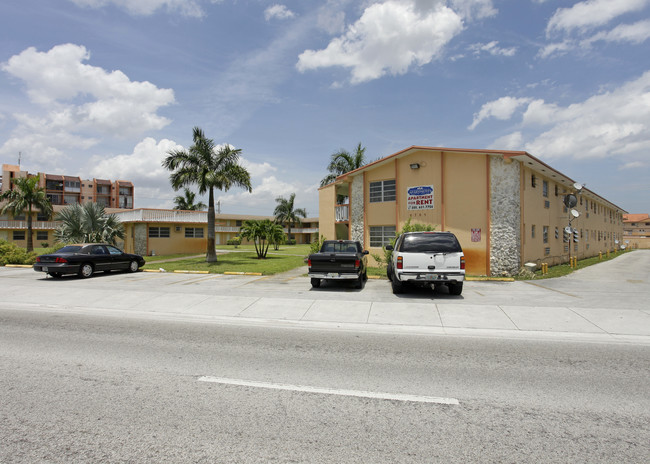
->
[0,240,37,265]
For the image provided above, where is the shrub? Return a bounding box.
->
[310,235,327,255]
[372,218,437,268]
[286,239,297,245]
[226,236,242,247]
[0,240,37,265]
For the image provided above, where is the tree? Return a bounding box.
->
[0,175,52,252]
[54,202,125,245]
[173,188,207,211]
[273,193,307,244]
[320,142,367,187]
[239,219,280,259]
[163,127,252,263]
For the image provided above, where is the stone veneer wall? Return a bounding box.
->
[134,223,148,256]
[349,176,365,247]
[490,156,521,276]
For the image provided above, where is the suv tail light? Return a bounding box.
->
[355,259,360,269]
[307,258,312,268]
[460,256,465,270]
[397,256,403,270]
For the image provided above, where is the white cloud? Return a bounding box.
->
[468,41,516,57]
[468,96,531,130]
[582,19,650,45]
[618,161,646,170]
[482,72,650,162]
[546,0,650,36]
[489,131,523,151]
[66,0,221,18]
[449,0,497,21]
[0,44,174,165]
[297,1,464,84]
[264,4,295,21]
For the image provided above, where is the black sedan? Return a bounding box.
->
[34,243,146,278]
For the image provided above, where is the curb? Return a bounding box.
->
[4,264,32,268]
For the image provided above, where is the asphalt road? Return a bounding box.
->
[1,308,649,463]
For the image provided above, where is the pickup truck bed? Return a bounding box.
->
[308,240,368,288]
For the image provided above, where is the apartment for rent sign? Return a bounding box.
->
[407,185,434,210]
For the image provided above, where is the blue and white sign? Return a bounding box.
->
[407,185,434,210]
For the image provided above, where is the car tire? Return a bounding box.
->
[129,260,139,273]
[311,278,321,288]
[448,282,463,296]
[78,263,94,278]
[391,275,404,294]
[355,275,363,289]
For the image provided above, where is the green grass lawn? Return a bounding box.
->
[519,249,632,280]
[144,251,307,275]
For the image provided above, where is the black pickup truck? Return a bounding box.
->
[307,240,369,288]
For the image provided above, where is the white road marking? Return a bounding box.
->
[197,376,459,405]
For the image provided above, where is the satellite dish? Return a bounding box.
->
[563,194,578,208]
[570,209,580,218]
[564,226,572,234]
[573,182,583,192]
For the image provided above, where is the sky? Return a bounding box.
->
[0,0,649,217]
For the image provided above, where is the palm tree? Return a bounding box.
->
[273,193,307,244]
[173,188,207,211]
[54,202,125,245]
[0,175,52,252]
[239,219,278,259]
[320,142,367,187]
[163,127,252,263]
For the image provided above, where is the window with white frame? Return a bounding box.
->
[185,227,204,238]
[369,226,396,247]
[149,227,170,238]
[369,180,396,203]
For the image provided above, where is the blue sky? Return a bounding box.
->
[1,0,649,216]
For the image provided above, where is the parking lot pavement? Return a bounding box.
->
[1,250,649,343]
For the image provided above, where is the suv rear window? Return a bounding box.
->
[399,234,462,253]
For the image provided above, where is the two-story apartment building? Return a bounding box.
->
[623,213,650,249]
[319,146,626,276]
[113,209,319,256]
[0,164,134,247]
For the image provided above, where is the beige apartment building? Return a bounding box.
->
[319,146,626,276]
[1,164,134,247]
[623,213,650,249]
[113,209,319,256]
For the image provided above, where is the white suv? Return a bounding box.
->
[386,231,465,295]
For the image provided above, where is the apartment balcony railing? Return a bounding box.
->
[0,220,61,230]
[113,209,209,223]
[335,204,349,222]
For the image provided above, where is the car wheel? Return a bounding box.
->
[129,260,139,273]
[311,278,321,288]
[391,276,404,294]
[355,275,363,289]
[78,263,94,278]
[448,282,463,296]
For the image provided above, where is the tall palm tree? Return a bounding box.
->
[54,202,125,245]
[163,127,252,263]
[173,188,207,211]
[0,175,52,252]
[273,193,307,243]
[320,142,367,187]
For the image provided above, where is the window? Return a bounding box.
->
[369,180,396,203]
[542,180,548,197]
[555,227,559,239]
[531,174,536,188]
[37,231,48,241]
[149,227,170,238]
[554,184,559,196]
[544,200,550,209]
[65,180,80,192]
[185,227,204,238]
[369,226,396,247]
[37,211,50,221]
[543,226,549,244]
[531,224,536,239]
[13,231,25,240]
